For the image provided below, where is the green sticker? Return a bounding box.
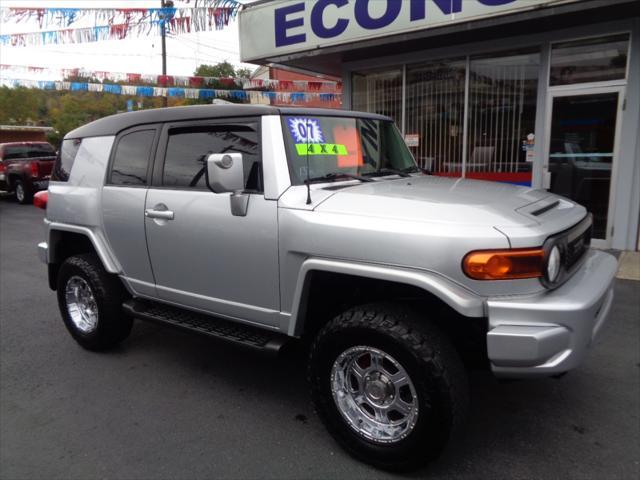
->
[295,143,348,155]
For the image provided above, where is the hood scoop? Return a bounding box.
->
[531,200,560,216]
[517,197,573,219]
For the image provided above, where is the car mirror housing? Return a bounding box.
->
[206,153,245,194]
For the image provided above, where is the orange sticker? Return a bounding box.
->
[333,124,363,168]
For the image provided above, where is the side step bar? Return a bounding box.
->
[122,299,291,355]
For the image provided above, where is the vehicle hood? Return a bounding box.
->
[313,175,552,227]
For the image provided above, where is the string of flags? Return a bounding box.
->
[0,78,343,104]
[0,2,241,29]
[0,64,343,92]
[0,2,241,46]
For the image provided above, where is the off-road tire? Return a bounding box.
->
[308,303,469,471]
[57,254,133,351]
[14,180,31,204]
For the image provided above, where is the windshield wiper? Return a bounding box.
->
[304,172,374,185]
[399,165,432,175]
[363,167,411,178]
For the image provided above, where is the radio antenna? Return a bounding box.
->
[305,119,312,205]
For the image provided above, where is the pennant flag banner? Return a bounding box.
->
[0,64,343,93]
[0,2,241,46]
[0,77,342,105]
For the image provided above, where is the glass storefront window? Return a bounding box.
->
[550,34,629,86]
[468,50,540,185]
[354,50,540,184]
[405,59,466,176]
[352,70,403,126]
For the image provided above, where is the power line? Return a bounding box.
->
[171,33,241,48]
[4,47,236,63]
[173,37,240,54]
[170,35,239,56]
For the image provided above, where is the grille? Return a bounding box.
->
[565,224,591,270]
[542,214,592,289]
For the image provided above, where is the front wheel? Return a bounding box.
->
[308,303,468,471]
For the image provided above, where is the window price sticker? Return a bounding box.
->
[288,117,325,143]
[295,143,347,155]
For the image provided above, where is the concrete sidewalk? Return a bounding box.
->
[617,251,640,280]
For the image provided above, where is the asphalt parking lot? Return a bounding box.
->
[1,198,638,480]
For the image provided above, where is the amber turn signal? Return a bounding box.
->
[462,248,545,280]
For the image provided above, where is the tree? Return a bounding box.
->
[235,67,253,79]
[194,61,237,78]
[194,61,254,79]
[0,87,41,124]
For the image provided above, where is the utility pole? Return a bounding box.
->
[160,0,173,107]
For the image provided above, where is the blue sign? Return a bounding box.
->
[275,0,518,47]
[240,0,559,62]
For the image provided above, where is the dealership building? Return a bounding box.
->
[240,0,640,250]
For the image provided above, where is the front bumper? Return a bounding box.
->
[486,249,617,377]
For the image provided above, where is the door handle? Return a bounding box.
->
[145,209,174,220]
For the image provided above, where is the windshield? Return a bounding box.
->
[282,115,417,185]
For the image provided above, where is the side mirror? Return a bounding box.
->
[205,153,250,217]
[206,153,245,194]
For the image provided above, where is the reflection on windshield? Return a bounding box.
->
[282,116,418,185]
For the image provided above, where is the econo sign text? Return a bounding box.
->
[275,0,519,47]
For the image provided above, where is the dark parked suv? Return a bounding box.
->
[0,141,56,204]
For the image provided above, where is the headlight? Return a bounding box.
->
[546,245,561,282]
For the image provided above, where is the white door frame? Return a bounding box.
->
[542,84,626,249]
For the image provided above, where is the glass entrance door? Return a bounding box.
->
[545,89,622,244]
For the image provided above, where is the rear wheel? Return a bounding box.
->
[308,303,468,471]
[57,254,133,350]
[14,180,31,204]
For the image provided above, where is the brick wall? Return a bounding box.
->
[0,130,48,143]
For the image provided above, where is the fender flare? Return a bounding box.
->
[287,258,486,336]
[46,221,122,274]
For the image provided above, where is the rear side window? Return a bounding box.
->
[163,124,261,191]
[109,130,156,186]
[3,144,55,160]
[51,139,81,182]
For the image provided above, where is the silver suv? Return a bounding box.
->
[38,105,617,471]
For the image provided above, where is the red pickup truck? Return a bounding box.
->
[0,142,56,204]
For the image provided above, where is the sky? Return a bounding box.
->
[0,0,257,80]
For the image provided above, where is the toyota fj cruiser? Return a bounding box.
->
[37,105,617,470]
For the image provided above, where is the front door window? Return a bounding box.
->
[547,92,619,239]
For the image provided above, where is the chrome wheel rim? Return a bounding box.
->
[331,346,419,444]
[15,184,24,202]
[65,276,98,333]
